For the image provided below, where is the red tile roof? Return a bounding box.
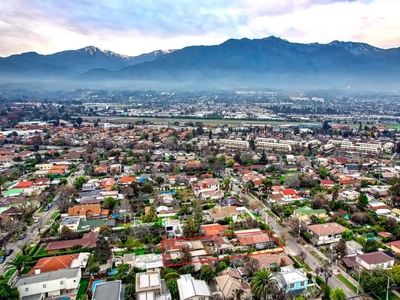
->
[13,181,33,188]
[28,254,79,274]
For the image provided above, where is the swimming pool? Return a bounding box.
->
[56,298,71,300]
[107,269,117,276]
[91,280,104,292]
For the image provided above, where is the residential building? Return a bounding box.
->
[386,240,400,253]
[15,267,81,299]
[206,205,237,222]
[293,206,327,223]
[93,280,123,300]
[214,268,251,300]
[306,222,347,245]
[46,231,98,254]
[275,266,308,296]
[29,253,89,274]
[136,271,171,300]
[68,204,109,219]
[177,274,212,300]
[356,251,394,270]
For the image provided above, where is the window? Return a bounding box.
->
[60,281,64,285]
[43,284,46,288]
[25,288,29,292]
[300,282,305,286]
[289,284,295,289]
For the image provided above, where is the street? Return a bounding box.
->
[232,182,357,298]
[0,197,59,274]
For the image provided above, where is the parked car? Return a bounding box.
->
[43,204,51,211]
[4,249,13,256]
[33,217,40,223]
[0,256,4,263]
[18,233,27,240]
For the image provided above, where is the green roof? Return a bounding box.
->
[77,219,107,231]
[3,188,23,196]
[295,206,326,215]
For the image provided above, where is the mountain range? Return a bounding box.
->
[1,36,400,91]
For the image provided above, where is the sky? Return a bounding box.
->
[1,0,400,57]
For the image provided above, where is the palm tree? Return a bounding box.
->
[223,178,231,193]
[19,243,30,256]
[233,288,245,300]
[5,254,29,277]
[250,268,277,300]
[332,184,340,201]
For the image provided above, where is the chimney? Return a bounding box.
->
[34,268,41,274]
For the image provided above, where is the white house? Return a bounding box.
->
[15,267,81,299]
[177,274,212,300]
[356,251,394,270]
[306,223,347,245]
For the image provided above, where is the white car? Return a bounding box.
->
[33,217,40,223]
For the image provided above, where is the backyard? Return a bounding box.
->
[76,278,89,300]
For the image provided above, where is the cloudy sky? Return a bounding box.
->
[1,0,399,57]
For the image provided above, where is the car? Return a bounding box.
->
[0,256,4,264]
[18,233,27,240]
[44,205,50,211]
[33,217,40,223]
[4,249,13,256]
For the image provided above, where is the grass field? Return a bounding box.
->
[36,245,48,256]
[51,211,59,219]
[337,274,358,293]
[293,255,313,272]
[76,278,89,300]
[378,292,400,300]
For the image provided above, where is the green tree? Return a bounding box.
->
[199,264,214,283]
[164,272,181,281]
[250,268,277,300]
[93,238,112,262]
[166,279,179,300]
[391,264,400,285]
[182,218,200,238]
[332,184,340,201]
[141,206,157,223]
[114,263,131,283]
[124,283,135,300]
[359,269,387,295]
[357,193,369,208]
[5,254,29,277]
[103,197,118,210]
[73,176,87,190]
[226,160,235,168]
[76,117,83,127]
[99,224,112,236]
[363,239,380,253]
[0,275,20,299]
[318,166,329,179]
[192,201,203,223]
[89,265,100,274]
[259,150,268,165]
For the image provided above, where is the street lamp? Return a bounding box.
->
[386,275,396,300]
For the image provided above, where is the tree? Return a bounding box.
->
[357,193,369,208]
[330,288,346,300]
[114,263,131,283]
[360,269,387,295]
[76,117,83,127]
[104,197,118,210]
[118,199,132,222]
[0,275,20,299]
[89,265,100,274]
[192,201,203,223]
[288,217,300,238]
[250,268,277,300]
[391,264,400,285]
[313,191,328,209]
[60,225,73,239]
[341,229,354,241]
[166,279,179,300]
[99,224,112,237]
[389,175,400,207]
[73,176,87,190]
[182,218,200,238]
[333,239,347,258]
[93,238,112,262]
[199,264,214,283]
[5,254,29,277]
[259,150,268,165]
[2,220,24,249]
[332,184,340,201]
[286,175,300,188]
[124,283,136,300]
[141,206,157,223]
[316,261,334,285]
[363,239,380,253]
[19,243,30,256]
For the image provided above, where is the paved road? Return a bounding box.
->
[231,182,357,298]
[0,201,59,274]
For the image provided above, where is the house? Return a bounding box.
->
[136,271,163,295]
[120,176,136,185]
[123,253,163,271]
[68,204,109,219]
[215,268,251,300]
[207,205,237,222]
[201,224,228,236]
[275,266,308,296]
[306,222,347,245]
[251,253,293,270]
[193,179,220,198]
[46,231,98,254]
[218,197,242,207]
[93,280,123,300]
[293,206,327,223]
[235,229,276,251]
[320,179,335,189]
[177,274,212,300]
[28,253,90,274]
[386,240,400,254]
[15,267,81,299]
[356,251,394,270]
[163,218,183,238]
[345,240,363,256]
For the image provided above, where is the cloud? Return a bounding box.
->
[0,0,399,56]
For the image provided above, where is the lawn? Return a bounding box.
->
[293,255,313,272]
[76,278,89,300]
[337,274,358,293]
[51,211,59,219]
[36,245,48,256]
[5,269,16,280]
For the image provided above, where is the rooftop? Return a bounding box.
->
[93,280,122,300]
[15,267,80,287]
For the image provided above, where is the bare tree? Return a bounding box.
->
[36,217,45,234]
[299,250,307,262]
[279,231,290,243]
[285,175,300,188]
[288,217,300,238]
[2,220,25,249]
[316,261,334,285]
[118,199,132,223]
